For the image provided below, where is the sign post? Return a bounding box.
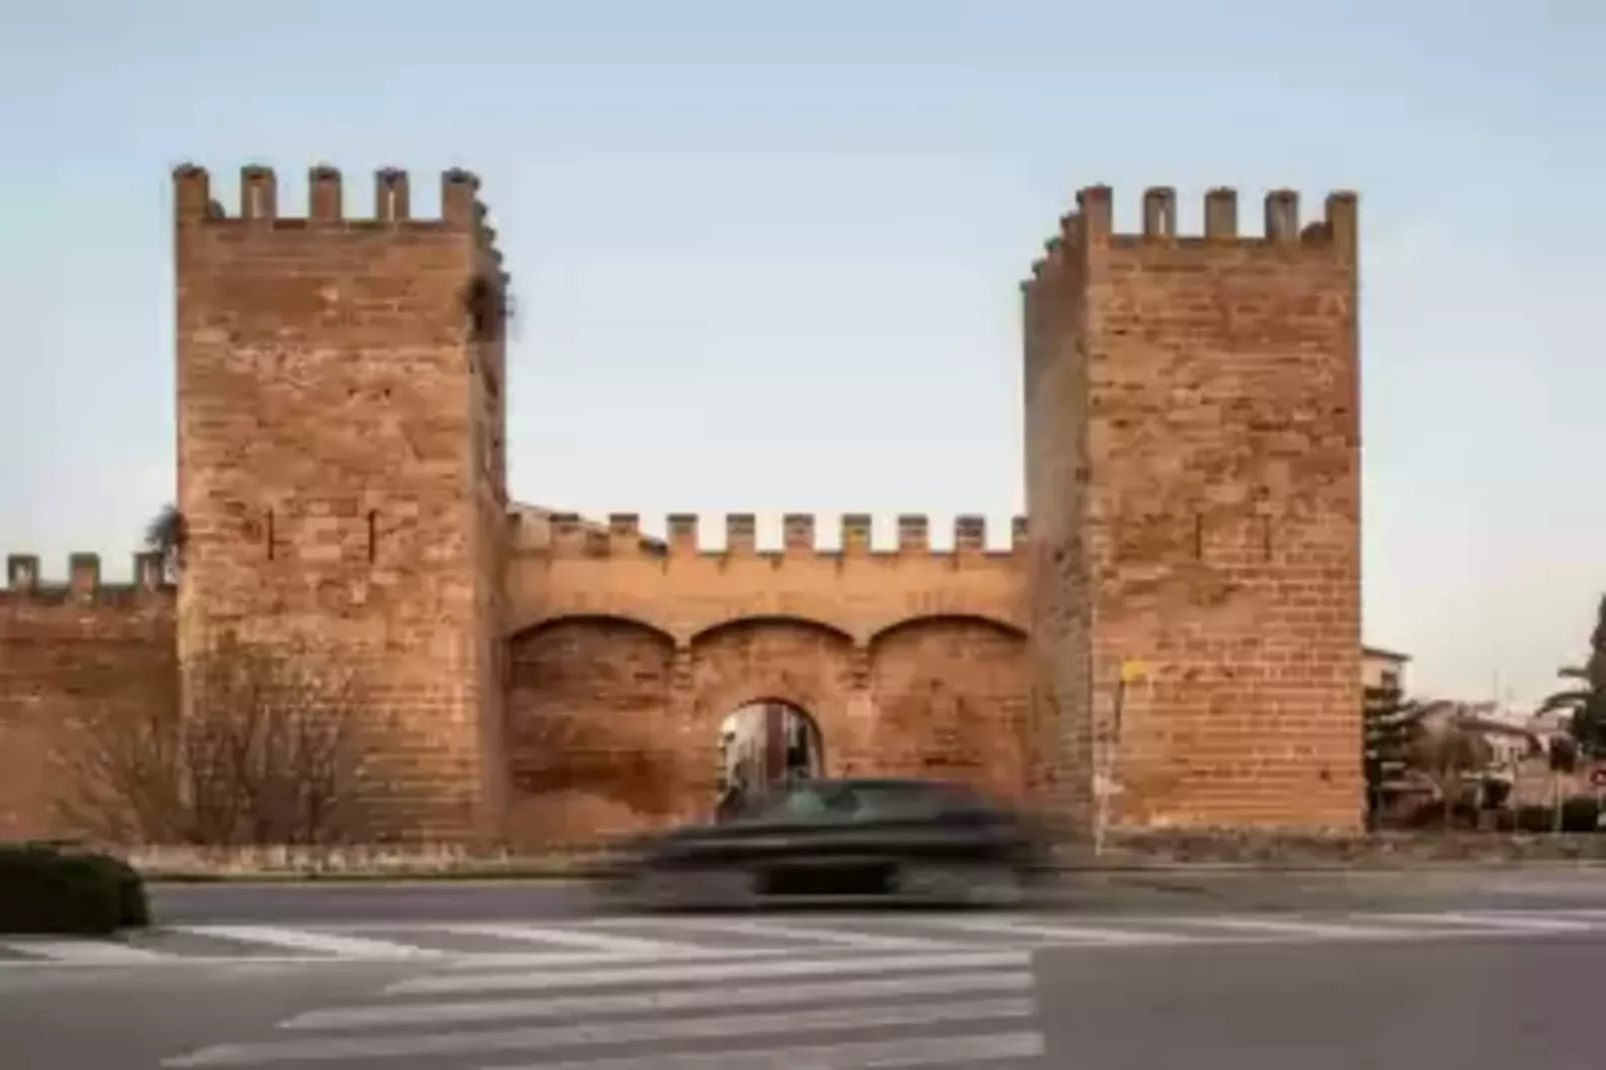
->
[1093,658,1148,856]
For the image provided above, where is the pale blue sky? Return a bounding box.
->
[2,1,1601,709]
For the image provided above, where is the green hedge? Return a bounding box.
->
[0,843,151,935]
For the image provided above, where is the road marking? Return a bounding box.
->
[0,939,169,964]
[639,916,961,951]
[386,949,1033,996]
[927,915,1191,946]
[282,968,1033,1030]
[171,926,443,960]
[1376,911,1597,934]
[437,924,702,956]
[13,907,1606,973]
[435,947,799,971]
[478,1031,1048,1070]
[1175,916,1409,941]
[163,997,1037,1066]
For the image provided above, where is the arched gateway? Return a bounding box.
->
[500,511,1041,846]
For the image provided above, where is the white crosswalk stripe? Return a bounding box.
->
[0,939,168,963]
[171,925,445,961]
[163,948,1046,1068]
[6,906,1606,968]
[1168,916,1412,941]
[1370,910,1599,934]
[281,968,1035,1030]
[432,923,703,956]
[384,949,1033,997]
[923,915,1194,946]
[606,914,963,951]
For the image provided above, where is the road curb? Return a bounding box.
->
[136,860,1606,887]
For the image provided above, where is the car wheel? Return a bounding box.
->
[896,861,1023,908]
[893,862,969,905]
[634,866,757,913]
[964,864,1026,908]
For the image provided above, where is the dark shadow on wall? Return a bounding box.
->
[504,615,682,836]
[867,614,1033,796]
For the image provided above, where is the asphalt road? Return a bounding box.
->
[6,923,1606,1069]
[5,868,1606,1069]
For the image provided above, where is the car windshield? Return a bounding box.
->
[747,783,859,822]
[737,780,978,823]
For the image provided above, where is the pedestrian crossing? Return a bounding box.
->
[5,907,1606,967]
[162,947,1048,1068]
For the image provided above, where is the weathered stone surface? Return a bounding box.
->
[0,568,175,839]
[0,170,1367,847]
[170,165,507,842]
[1026,187,1362,835]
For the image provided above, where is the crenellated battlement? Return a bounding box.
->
[1026,184,1358,283]
[515,512,1031,559]
[1,552,172,604]
[173,163,504,259]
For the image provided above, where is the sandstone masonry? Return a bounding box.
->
[0,167,1364,845]
[1025,186,1363,832]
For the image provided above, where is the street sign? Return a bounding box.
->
[1093,773,1125,797]
[1120,659,1148,684]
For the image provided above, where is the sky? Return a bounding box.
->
[1,1,1601,711]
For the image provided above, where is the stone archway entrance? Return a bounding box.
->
[716,700,824,814]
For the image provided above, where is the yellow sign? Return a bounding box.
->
[1119,658,1149,684]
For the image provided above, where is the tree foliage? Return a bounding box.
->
[53,634,386,846]
[1362,682,1420,823]
[1542,593,1606,758]
[143,503,187,582]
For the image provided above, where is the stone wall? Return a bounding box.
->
[1026,185,1363,833]
[172,164,509,841]
[0,166,1372,848]
[0,553,175,839]
[501,516,1036,845]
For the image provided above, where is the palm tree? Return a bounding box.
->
[1539,594,1606,759]
[144,504,187,582]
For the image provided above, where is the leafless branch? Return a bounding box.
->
[52,634,387,846]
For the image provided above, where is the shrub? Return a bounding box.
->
[1497,798,1602,834]
[1559,796,1602,833]
[0,843,151,934]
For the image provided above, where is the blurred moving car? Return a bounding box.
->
[594,777,1049,911]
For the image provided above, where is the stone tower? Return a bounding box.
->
[1024,185,1363,834]
[172,164,510,841]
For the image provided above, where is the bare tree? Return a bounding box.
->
[54,634,387,846]
[1406,702,1495,828]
